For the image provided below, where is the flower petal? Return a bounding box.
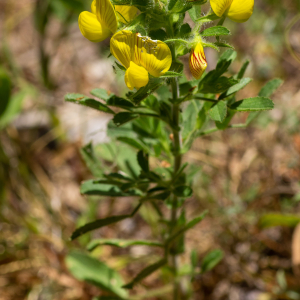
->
[139,38,172,77]
[227,0,254,22]
[91,0,96,14]
[110,30,137,69]
[110,31,172,77]
[125,61,149,90]
[210,0,233,17]
[189,43,207,80]
[78,11,111,42]
[96,0,118,34]
[115,5,138,23]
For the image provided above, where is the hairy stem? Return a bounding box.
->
[170,78,182,300]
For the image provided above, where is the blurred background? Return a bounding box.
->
[1,0,300,299]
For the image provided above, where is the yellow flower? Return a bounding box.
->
[110,30,172,90]
[210,0,254,22]
[78,0,138,42]
[189,43,207,80]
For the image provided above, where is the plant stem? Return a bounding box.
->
[170,77,182,300]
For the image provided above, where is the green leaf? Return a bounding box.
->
[0,86,29,129]
[179,23,192,36]
[209,101,227,122]
[202,42,220,52]
[71,215,129,240]
[259,214,300,229]
[160,71,183,78]
[190,249,198,269]
[201,249,224,273]
[123,258,167,289]
[182,101,198,139]
[258,78,283,97]
[137,150,149,173]
[81,180,142,197]
[104,172,133,182]
[215,49,237,77]
[168,0,179,10]
[149,29,167,41]
[65,251,128,298]
[196,104,208,130]
[113,112,138,126]
[179,80,198,96]
[246,79,282,125]
[199,77,238,94]
[129,77,162,104]
[218,49,237,65]
[237,60,250,79]
[71,202,146,240]
[167,211,207,246]
[173,185,193,198]
[169,0,192,13]
[117,137,147,151]
[196,12,219,23]
[80,143,103,177]
[219,78,252,100]
[215,108,235,129]
[107,96,135,110]
[188,4,202,22]
[65,93,115,114]
[90,88,112,101]
[87,239,163,251]
[230,97,274,111]
[201,26,230,37]
[0,68,11,117]
[145,190,171,200]
[114,61,126,72]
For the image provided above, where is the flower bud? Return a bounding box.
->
[189,43,207,80]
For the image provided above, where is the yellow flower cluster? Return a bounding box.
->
[78,0,254,89]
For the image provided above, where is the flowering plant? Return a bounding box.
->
[65,0,281,299]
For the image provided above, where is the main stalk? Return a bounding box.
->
[170,77,182,300]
